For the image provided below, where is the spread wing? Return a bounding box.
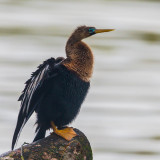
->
[12,57,64,150]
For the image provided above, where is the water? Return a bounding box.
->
[0,0,160,159]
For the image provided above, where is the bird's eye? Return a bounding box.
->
[88,28,95,34]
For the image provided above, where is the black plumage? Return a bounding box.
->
[12,26,114,150]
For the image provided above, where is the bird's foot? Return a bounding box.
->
[53,127,77,141]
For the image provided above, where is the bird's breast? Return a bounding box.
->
[64,41,94,82]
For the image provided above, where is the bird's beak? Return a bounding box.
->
[95,29,115,34]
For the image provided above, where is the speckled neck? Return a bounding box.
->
[62,36,94,82]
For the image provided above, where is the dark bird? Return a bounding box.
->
[11,25,114,150]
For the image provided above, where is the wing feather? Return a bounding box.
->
[12,57,63,150]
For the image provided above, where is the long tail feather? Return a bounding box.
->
[33,127,46,142]
[12,112,25,150]
[11,107,35,150]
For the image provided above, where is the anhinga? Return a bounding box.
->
[11,26,114,150]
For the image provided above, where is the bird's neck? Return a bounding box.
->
[62,37,94,82]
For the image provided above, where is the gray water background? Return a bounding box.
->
[0,0,160,159]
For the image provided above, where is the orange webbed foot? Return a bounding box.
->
[54,127,77,141]
[51,121,77,141]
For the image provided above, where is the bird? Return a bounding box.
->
[11,25,114,150]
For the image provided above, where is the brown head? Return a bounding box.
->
[63,25,114,82]
[68,25,114,43]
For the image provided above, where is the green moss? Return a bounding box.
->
[0,129,92,160]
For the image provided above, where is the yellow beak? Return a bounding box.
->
[95,29,115,34]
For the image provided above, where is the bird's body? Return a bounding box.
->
[35,60,90,134]
[12,26,114,150]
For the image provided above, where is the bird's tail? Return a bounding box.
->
[11,110,29,150]
[33,126,46,142]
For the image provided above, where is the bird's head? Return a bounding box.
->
[71,25,114,41]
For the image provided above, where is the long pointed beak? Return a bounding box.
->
[95,29,115,34]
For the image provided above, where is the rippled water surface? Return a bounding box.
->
[0,0,160,159]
